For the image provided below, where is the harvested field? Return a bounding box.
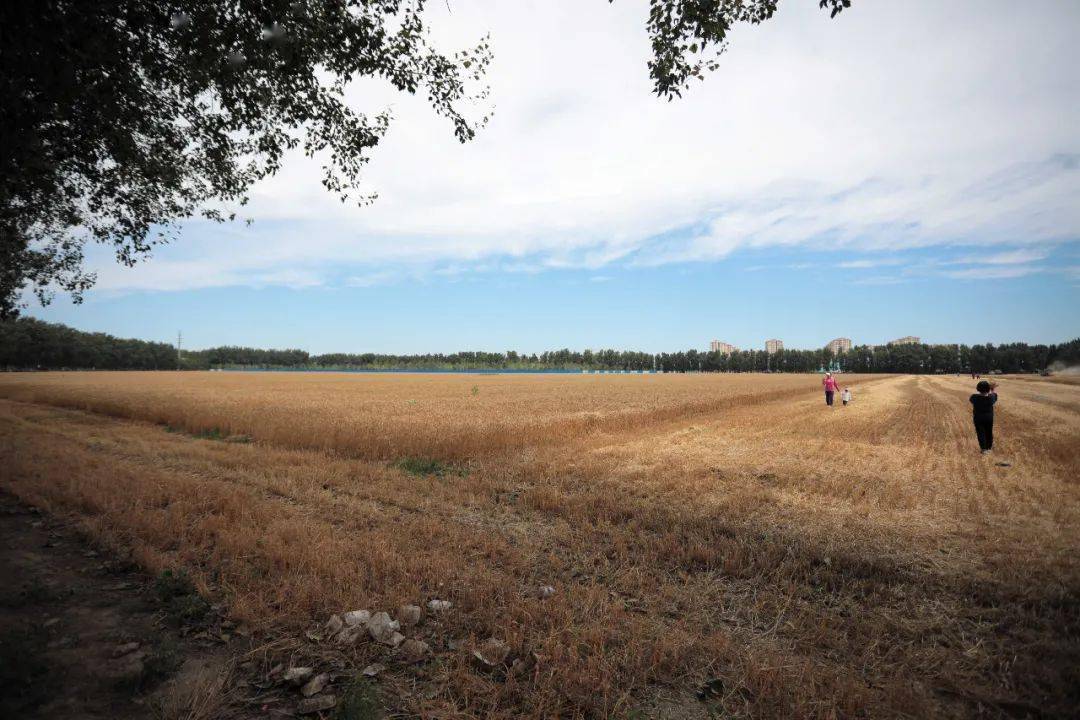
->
[0,371,824,461]
[1,372,1078,718]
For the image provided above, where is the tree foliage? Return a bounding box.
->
[0,0,492,318]
[634,0,851,98]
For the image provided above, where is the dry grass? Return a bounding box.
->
[152,658,237,720]
[1,371,1077,718]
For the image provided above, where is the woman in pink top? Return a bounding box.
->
[822,372,840,407]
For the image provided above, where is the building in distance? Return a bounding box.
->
[709,340,737,354]
[765,339,784,354]
[826,337,852,355]
[888,336,921,346]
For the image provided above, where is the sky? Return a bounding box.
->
[27,0,1080,353]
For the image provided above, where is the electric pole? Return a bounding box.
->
[177,331,182,366]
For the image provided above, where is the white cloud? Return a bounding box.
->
[946,248,1050,266]
[345,270,402,288]
[852,275,908,286]
[89,258,324,292]
[629,159,1078,265]
[838,258,903,269]
[83,0,1080,291]
[943,265,1045,280]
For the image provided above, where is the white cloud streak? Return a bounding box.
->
[946,249,1051,266]
[943,266,1045,280]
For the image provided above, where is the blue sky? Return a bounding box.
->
[34,242,1079,354]
[24,0,1080,353]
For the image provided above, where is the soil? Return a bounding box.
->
[0,492,253,719]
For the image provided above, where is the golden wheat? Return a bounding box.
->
[0,371,854,461]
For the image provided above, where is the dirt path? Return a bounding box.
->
[0,492,252,720]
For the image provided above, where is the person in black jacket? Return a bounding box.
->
[970,380,998,453]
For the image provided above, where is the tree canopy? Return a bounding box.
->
[1,0,492,318]
[637,0,850,99]
[2,1,852,319]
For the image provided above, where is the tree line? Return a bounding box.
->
[0,318,178,370]
[2,318,1078,375]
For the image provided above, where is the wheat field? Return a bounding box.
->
[1,371,1077,718]
[0,371,825,461]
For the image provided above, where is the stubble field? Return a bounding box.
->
[0,371,1077,718]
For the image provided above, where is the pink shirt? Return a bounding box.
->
[823,377,840,391]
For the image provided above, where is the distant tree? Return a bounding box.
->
[0,317,177,369]
[1050,339,1080,367]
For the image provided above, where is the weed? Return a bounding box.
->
[393,456,464,478]
[141,639,183,689]
[335,677,381,720]
[155,569,210,624]
[115,639,182,692]
[193,427,226,441]
[155,568,196,601]
[165,424,249,444]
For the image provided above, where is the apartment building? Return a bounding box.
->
[826,337,852,355]
[709,340,736,354]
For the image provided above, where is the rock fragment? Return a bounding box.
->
[397,604,422,627]
[283,666,314,686]
[511,652,538,677]
[399,638,431,663]
[537,585,556,599]
[366,612,402,645]
[111,641,141,658]
[361,663,385,678]
[343,609,371,627]
[325,614,344,635]
[334,625,364,645]
[426,599,452,613]
[473,637,510,667]
[300,673,329,697]
[297,694,337,714]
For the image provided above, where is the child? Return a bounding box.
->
[969,380,998,453]
[841,387,852,406]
